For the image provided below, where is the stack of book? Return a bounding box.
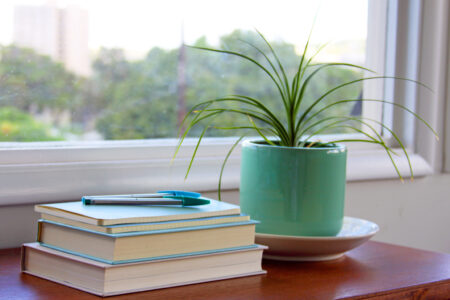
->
[22,199,266,296]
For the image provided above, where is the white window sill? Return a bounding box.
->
[0,138,433,206]
[346,149,432,181]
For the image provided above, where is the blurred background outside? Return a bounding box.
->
[0,0,368,142]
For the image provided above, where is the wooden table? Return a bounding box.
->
[1,241,449,299]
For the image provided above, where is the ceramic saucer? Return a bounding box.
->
[255,216,379,261]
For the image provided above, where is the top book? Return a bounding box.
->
[35,199,240,226]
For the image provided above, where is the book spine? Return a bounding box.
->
[36,222,43,242]
[20,245,26,272]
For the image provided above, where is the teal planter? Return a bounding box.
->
[240,140,347,236]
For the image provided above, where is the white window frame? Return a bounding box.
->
[1,0,447,206]
[413,0,449,172]
[382,0,448,173]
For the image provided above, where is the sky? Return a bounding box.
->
[0,0,368,58]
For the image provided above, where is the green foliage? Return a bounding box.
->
[176,30,438,190]
[92,30,362,139]
[0,106,63,141]
[0,46,82,113]
[93,47,178,139]
[0,30,363,142]
[0,45,87,139]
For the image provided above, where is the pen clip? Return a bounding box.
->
[157,190,201,198]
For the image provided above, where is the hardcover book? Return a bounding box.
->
[37,219,257,264]
[22,242,267,297]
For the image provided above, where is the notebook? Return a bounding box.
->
[35,199,240,225]
[39,213,250,233]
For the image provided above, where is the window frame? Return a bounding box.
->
[1,0,447,206]
[382,0,448,172]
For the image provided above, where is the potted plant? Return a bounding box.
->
[174,30,437,237]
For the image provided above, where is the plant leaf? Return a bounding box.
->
[214,125,278,136]
[173,102,214,163]
[254,29,291,101]
[298,98,438,140]
[310,122,404,181]
[218,136,245,201]
[248,115,276,146]
[188,45,288,108]
[231,94,290,143]
[293,62,374,116]
[184,120,213,180]
[296,76,432,132]
[236,38,288,106]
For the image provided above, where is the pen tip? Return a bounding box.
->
[183,198,210,206]
[82,197,91,205]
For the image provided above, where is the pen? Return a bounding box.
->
[82,196,210,206]
[84,190,201,199]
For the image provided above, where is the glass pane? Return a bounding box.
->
[0,0,367,142]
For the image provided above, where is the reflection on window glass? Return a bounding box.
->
[0,0,367,142]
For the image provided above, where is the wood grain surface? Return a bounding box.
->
[1,241,449,299]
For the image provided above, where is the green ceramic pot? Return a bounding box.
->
[240,140,347,236]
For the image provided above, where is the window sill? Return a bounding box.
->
[346,149,432,181]
[0,139,433,206]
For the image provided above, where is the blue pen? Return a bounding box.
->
[82,190,208,206]
[85,190,201,199]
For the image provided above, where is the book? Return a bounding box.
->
[37,219,257,264]
[35,199,240,225]
[22,242,267,297]
[40,213,250,234]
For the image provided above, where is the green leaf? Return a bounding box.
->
[296,76,432,132]
[248,115,276,146]
[173,102,213,163]
[214,125,278,136]
[231,94,290,143]
[218,136,245,201]
[254,29,291,101]
[184,120,213,180]
[299,98,438,140]
[199,107,281,130]
[236,38,288,105]
[188,45,288,108]
[293,62,374,116]
[310,119,407,181]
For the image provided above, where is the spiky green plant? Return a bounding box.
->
[174,30,438,199]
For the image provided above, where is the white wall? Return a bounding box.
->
[345,174,450,253]
[216,175,450,254]
[1,174,449,253]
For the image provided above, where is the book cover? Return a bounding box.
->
[40,213,250,234]
[37,219,258,263]
[22,242,267,296]
[35,199,240,225]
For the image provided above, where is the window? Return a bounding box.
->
[1,0,368,142]
[1,0,446,205]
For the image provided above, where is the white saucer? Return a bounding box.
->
[255,216,379,261]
